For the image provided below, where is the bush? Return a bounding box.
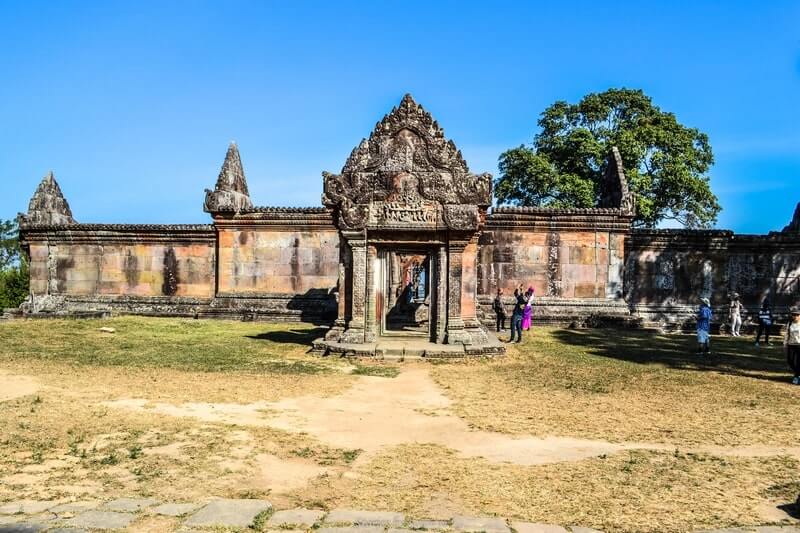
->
[0,263,29,309]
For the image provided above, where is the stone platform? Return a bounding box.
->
[312,332,505,358]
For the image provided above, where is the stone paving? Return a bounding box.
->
[0,498,798,532]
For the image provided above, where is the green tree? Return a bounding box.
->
[0,219,28,309]
[495,88,721,228]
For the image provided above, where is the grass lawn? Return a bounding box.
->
[0,317,798,533]
[431,327,800,446]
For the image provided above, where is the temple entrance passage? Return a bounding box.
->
[379,250,432,337]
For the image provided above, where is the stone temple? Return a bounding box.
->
[15,95,800,354]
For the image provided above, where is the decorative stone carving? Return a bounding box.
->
[204,143,254,214]
[19,171,76,226]
[600,147,635,216]
[784,202,800,233]
[322,94,492,231]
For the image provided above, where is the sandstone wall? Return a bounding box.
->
[24,225,216,300]
[216,228,339,295]
[625,229,800,327]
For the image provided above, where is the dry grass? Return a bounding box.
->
[2,318,799,531]
[0,317,361,505]
[431,327,800,446]
[298,443,798,533]
[0,385,359,504]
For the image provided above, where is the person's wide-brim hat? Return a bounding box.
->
[791,307,800,316]
[700,297,711,306]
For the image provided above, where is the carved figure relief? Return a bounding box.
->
[322,94,492,232]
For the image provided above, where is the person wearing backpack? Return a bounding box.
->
[785,308,800,384]
[493,288,507,332]
[756,298,773,347]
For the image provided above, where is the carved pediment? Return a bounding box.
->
[323,94,492,231]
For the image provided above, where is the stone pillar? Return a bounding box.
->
[364,244,378,342]
[435,244,448,343]
[446,239,471,345]
[340,234,367,344]
[325,239,349,341]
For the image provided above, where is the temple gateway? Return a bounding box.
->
[15,95,800,355]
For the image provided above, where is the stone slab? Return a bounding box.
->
[48,502,100,514]
[318,528,386,533]
[452,516,510,533]
[183,499,271,528]
[325,509,405,526]
[568,528,605,533]
[101,498,159,512]
[150,503,202,517]
[267,508,326,528]
[64,511,136,530]
[0,524,47,533]
[0,501,57,515]
[513,523,568,533]
[410,519,451,530]
[46,529,89,533]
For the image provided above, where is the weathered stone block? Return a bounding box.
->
[574,283,600,298]
[64,510,135,529]
[267,509,325,528]
[452,516,509,533]
[512,522,569,533]
[325,509,404,527]
[562,264,596,284]
[569,246,595,265]
[184,499,271,528]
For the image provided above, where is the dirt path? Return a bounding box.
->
[102,366,800,465]
[0,372,41,402]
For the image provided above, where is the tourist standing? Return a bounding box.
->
[493,288,507,332]
[697,297,712,356]
[522,287,534,331]
[756,298,773,347]
[509,285,526,343]
[729,293,743,337]
[785,308,800,384]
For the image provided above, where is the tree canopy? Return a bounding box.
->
[495,88,721,228]
[0,219,28,309]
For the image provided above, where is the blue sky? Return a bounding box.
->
[1,1,798,233]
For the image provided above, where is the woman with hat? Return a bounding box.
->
[697,297,713,356]
[784,307,800,385]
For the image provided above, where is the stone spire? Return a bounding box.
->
[783,202,800,232]
[599,147,635,216]
[20,171,76,225]
[203,142,253,214]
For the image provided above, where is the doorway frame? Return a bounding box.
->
[377,246,436,340]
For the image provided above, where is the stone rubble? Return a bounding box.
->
[0,497,799,532]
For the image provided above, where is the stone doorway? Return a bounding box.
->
[379,249,433,338]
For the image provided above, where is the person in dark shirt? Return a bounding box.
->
[756,298,773,347]
[492,288,507,332]
[697,297,712,356]
[509,284,526,343]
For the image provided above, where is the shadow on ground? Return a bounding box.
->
[246,327,328,345]
[551,328,791,383]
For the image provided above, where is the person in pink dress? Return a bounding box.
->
[522,286,534,331]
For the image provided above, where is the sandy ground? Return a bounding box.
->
[101,366,800,466]
[0,371,40,402]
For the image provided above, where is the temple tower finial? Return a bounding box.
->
[203,142,253,214]
[20,171,76,225]
[600,147,635,216]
